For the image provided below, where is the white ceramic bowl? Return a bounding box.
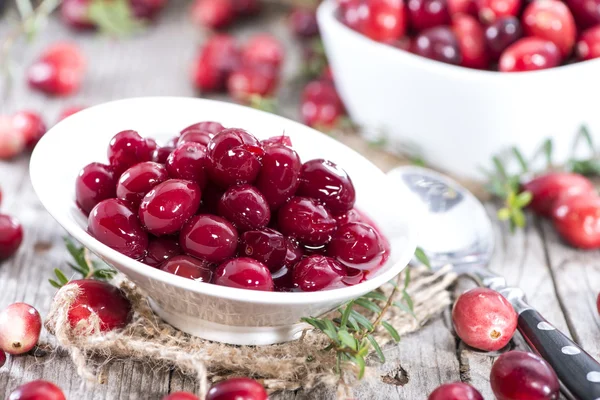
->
[317,0,600,180]
[30,97,416,345]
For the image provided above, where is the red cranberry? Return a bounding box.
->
[499,37,561,72]
[490,351,559,400]
[116,161,168,207]
[161,255,213,282]
[8,380,66,400]
[407,0,450,31]
[177,130,213,147]
[213,257,274,291]
[413,27,462,65]
[278,197,337,246]
[0,303,41,355]
[88,198,149,259]
[181,121,225,136]
[232,0,260,15]
[191,0,235,29]
[477,0,521,23]
[144,237,182,267]
[336,208,364,225]
[484,17,522,60]
[452,14,488,69]
[298,159,356,215]
[448,0,478,16]
[0,350,5,367]
[180,215,238,262]
[452,287,517,351]
[192,35,240,92]
[239,228,286,271]
[289,8,319,38]
[0,116,25,159]
[260,134,292,148]
[61,0,95,29]
[328,222,385,270]
[12,111,46,150]
[218,185,271,231]
[577,25,600,60]
[76,162,117,214]
[552,193,600,249]
[255,144,302,209]
[206,377,268,400]
[339,0,368,31]
[207,128,264,188]
[162,392,199,400]
[361,0,407,42]
[343,267,366,286]
[300,80,345,129]
[27,42,86,96]
[139,179,201,236]
[129,0,167,20]
[227,67,278,102]
[293,255,347,292]
[166,142,208,188]
[241,34,285,69]
[522,0,576,57]
[0,214,24,261]
[284,237,303,267]
[523,172,595,217]
[58,105,86,121]
[153,146,174,164]
[565,0,600,28]
[107,130,154,174]
[428,382,483,400]
[66,279,133,331]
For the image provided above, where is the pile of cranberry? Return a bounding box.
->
[76,122,389,292]
[337,0,600,71]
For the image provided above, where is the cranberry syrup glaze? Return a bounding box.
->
[76,123,390,292]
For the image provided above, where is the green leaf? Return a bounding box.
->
[512,208,526,229]
[49,279,62,289]
[67,262,87,276]
[403,268,411,290]
[402,290,414,313]
[340,301,354,330]
[492,156,508,180]
[349,354,366,379]
[54,268,69,285]
[349,310,374,331]
[542,138,553,168]
[515,191,532,208]
[64,237,87,272]
[367,334,385,362]
[382,321,401,342]
[414,246,431,269]
[301,317,326,332]
[88,0,145,37]
[347,315,360,332]
[393,300,416,319]
[511,146,528,173]
[355,298,382,314]
[338,330,358,351]
[323,319,340,343]
[497,207,511,221]
[362,291,387,301]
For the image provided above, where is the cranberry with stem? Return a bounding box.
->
[293,255,347,292]
[428,382,483,400]
[166,142,208,188]
[144,237,182,267]
[297,159,356,215]
[8,380,66,400]
[407,0,450,31]
[413,27,462,66]
[180,214,238,263]
[523,172,595,217]
[206,377,268,400]
[484,17,522,60]
[213,257,274,291]
[107,130,155,174]
[12,110,46,150]
[499,38,561,72]
[255,143,302,209]
[522,0,576,57]
[278,197,338,246]
[0,214,24,261]
[160,255,213,282]
[116,161,168,207]
[328,222,385,270]
[552,193,600,249]
[577,25,600,61]
[0,303,42,355]
[239,228,287,271]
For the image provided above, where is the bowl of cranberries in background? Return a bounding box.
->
[317,0,600,180]
[29,96,416,345]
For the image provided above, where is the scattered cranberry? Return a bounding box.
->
[408,0,450,31]
[484,17,523,60]
[293,255,347,292]
[239,228,286,271]
[448,0,477,16]
[192,35,240,92]
[0,350,5,367]
[213,257,274,291]
[191,0,235,29]
[0,303,42,355]
[413,27,462,65]
[144,237,182,267]
[428,382,483,400]
[166,142,208,188]
[522,0,576,57]
[241,34,285,70]
[58,105,86,121]
[116,161,168,207]
[499,37,561,72]
[162,392,199,400]
[8,380,66,400]
[565,0,600,28]
[523,172,595,217]
[361,0,407,42]
[328,222,385,270]
[12,111,46,150]
[27,42,86,96]
[278,197,337,246]
[206,377,268,400]
[0,214,23,261]
[107,130,155,174]
[0,116,26,159]
[227,67,278,102]
[218,185,271,231]
[76,162,117,215]
[61,0,94,29]
[298,159,356,215]
[552,193,600,249]
[490,351,559,400]
[161,255,213,282]
[255,143,302,209]
[300,80,345,129]
[477,0,521,23]
[452,14,488,69]
[180,214,238,262]
[577,25,600,60]
[289,8,319,38]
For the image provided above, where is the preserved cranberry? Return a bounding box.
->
[0,350,5,367]
[413,27,462,66]
[239,228,286,271]
[361,0,407,42]
[484,17,522,60]
[8,380,66,400]
[107,130,154,174]
[293,255,347,292]
[552,193,600,249]
[144,237,182,267]
[191,0,235,29]
[88,198,149,259]
[181,121,225,136]
[160,255,213,282]
[255,144,301,210]
[407,0,450,31]
[577,25,600,60]
[0,214,23,261]
[452,14,488,69]
[0,303,42,354]
[227,67,278,102]
[522,0,576,57]
[278,197,337,246]
[207,128,264,187]
[12,110,46,150]
[213,257,274,291]
[166,142,208,188]
[284,237,303,267]
[300,80,345,129]
[261,134,292,147]
[218,185,271,231]
[328,222,385,270]
[523,173,595,217]
[66,279,133,331]
[76,162,117,215]
[448,0,477,16]
[27,42,86,96]
[298,159,356,215]
[428,382,483,400]
[565,0,600,28]
[177,130,213,147]
[139,179,202,236]
[153,146,174,164]
[116,161,168,207]
[477,0,521,23]
[490,351,559,400]
[162,392,199,400]
[206,377,268,400]
[336,208,363,225]
[499,38,561,72]
[241,34,285,69]
[180,215,238,262]
[343,267,366,286]
[199,184,226,214]
[192,35,240,92]
[289,8,319,38]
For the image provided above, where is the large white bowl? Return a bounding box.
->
[30,97,416,345]
[317,0,600,180]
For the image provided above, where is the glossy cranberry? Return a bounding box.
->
[180,214,238,262]
[552,193,600,249]
[0,303,41,355]
[300,80,345,129]
[88,198,149,259]
[107,130,154,174]
[298,159,356,215]
[289,8,319,38]
[0,349,5,367]
[61,0,95,29]
[328,222,385,271]
[278,197,338,246]
[12,110,46,150]
[206,377,268,400]
[192,35,240,92]
[207,128,264,188]
[293,255,347,292]
[27,42,86,96]
[239,228,286,271]
[407,0,450,31]
[166,142,208,188]
[477,0,521,23]
[177,130,213,147]
[116,162,168,207]
[343,267,366,286]
[8,380,66,400]
[58,105,86,121]
[452,287,517,351]
[261,134,292,147]
[523,172,595,217]
[218,185,271,231]
[199,184,226,214]
[490,351,559,400]
[0,214,24,261]
[213,257,274,291]
[181,121,225,136]
[191,0,235,29]
[428,382,483,400]
[522,0,576,57]
[452,14,488,69]
[413,27,462,65]
[484,17,522,60]
[255,144,302,209]
[66,279,133,331]
[139,179,201,236]
[161,255,213,282]
[153,146,174,163]
[284,237,303,266]
[448,0,477,16]
[75,163,116,214]
[499,37,561,72]
[162,392,199,400]
[144,237,182,267]
[241,34,285,69]
[227,67,278,102]
[361,0,407,42]
[577,25,600,60]
[0,116,25,159]
[565,0,600,28]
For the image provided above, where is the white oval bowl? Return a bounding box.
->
[30,97,417,345]
[317,0,600,180]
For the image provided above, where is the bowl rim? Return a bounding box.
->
[317,0,600,81]
[30,96,417,306]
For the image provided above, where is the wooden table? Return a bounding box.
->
[1,3,599,399]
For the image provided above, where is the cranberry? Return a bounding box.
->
[477,0,521,23]
[218,185,271,231]
[12,110,46,150]
[298,159,356,215]
[213,257,274,291]
[199,184,226,214]
[0,214,24,261]
[139,179,201,236]
[66,279,133,331]
[206,377,268,400]
[293,255,347,292]
[522,0,576,57]
[191,0,235,29]
[523,172,595,217]
[361,0,407,42]
[241,34,285,69]
[160,255,213,282]
[58,105,86,121]
[162,392,199,400]
[448,0,477,16]
[144,237,182,267]
[0,350,5,367]
[177,130,213,147]
[428,382,483,400]
[255,144,302,209]
[180,215,238,262]
[336,208,364,225]
[227,67,278,102]
[413,27,462,65]
[278,197,337,246]
[116,161,168,207]
[499,37,561,72]
[232,0,260,15]
[239,228,286,271]
[577,25,600,60]
[284,237,303,267]
[339,0,368,31]
[490,351,559,400]
[166,142,208,188]
[552,193,600,249]
[261,134,292,148]
[565,0,600,28]
[75,162,117,215]
[289,8,319,38]
[484,17,522,60]
[192,35,240,92]
[153,146,174,164]
[407,0,450,31]
[300,80,345,129]
[129,0,167,20]
[61,0,95,29]
[452,14,488,69]
[27,42,86,96]
[0,303,41,355]
[452,287,517,351]
[181,121,225,136]
[88,198,149,259]
[328,222,385,270]
[0,116,25,159]
[207,128,264,188]
[8,380,66,400]
[343,267,366,285]
[107,130,154,174]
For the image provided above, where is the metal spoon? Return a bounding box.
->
[388,165,600,400]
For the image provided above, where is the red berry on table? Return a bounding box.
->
[0,116,26,159]
[0,350,5,367]
[116,161,169,207]
[206,377,268,400]
[0,303,42,355]
[8,380,66,400]
[241,34,285,70]
[238,228,287,272]
[162,392,199,400]
[577,25,600,60]
[144,237,182,267]
[180,214,238,263]
[191,0,235,30]
[75,162,117,215]
[12,111,46,150]
[523,172,595,217]
[297,159,356,215]
[328,222,385,270]
[407,0,450,31]
[255,143,302,209]
[522,0,576,57]
[218,184,271,231]
[278,197,338,247]
[499,37,561,72]
[213,257,274,291]
[490,351,559,400]
[300,80,346,129]
[0,214,24,261]
[289,8,319,38]
[484,16,522,60]
[361,0,407,42]
[452,13,488,69]
[27,42,86,96]
[452,287,517,351]
[565,0,600,28]
[412,27,462,66]
[448,0,477,16]
[107,130,155,175]
[192,35,240,92]
[166,142,208,188]
[477,0,521,23]
[294,255,348,292]
[428,382,483,400]
[226,67,278,103]
[552,193,600,249]
[61,0,95,29]
[58,105,86,121]
[160,255,213,282]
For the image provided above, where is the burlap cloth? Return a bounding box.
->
[44,265,457,398]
